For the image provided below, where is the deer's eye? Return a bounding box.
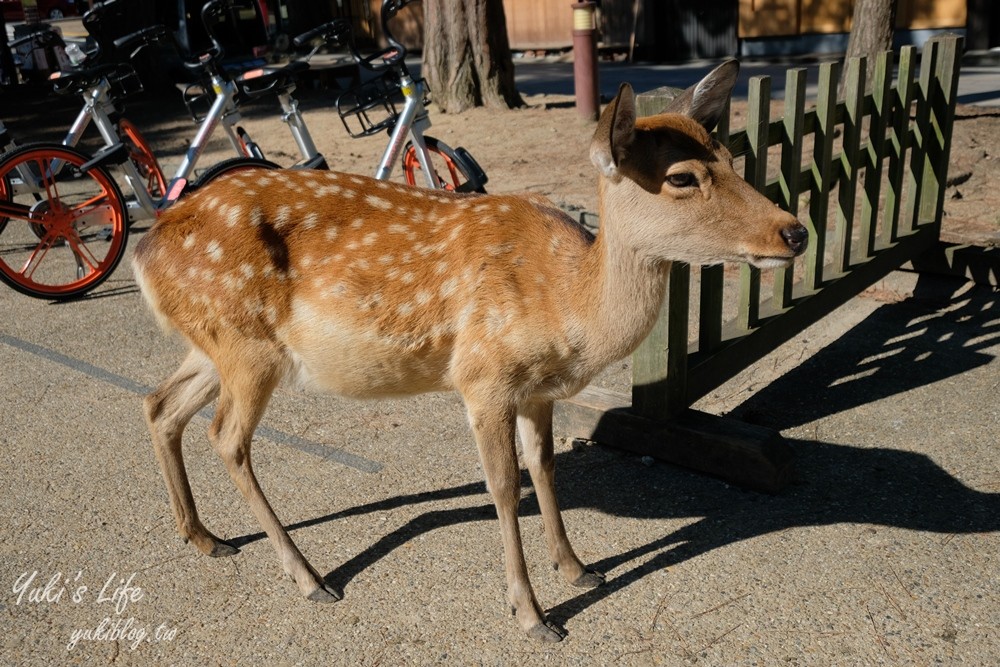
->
[665,172,697,188]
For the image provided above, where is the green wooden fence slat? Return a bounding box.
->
[884,46,917,245]
[739,76,771,331]
[906,39,939,231]
[862,51,894,257]
[925,35,963,228]
[806,61,840,291]
[836,56,865,274]
[698,100,731,354]
[775,68,807,308]
[631,262,690,419]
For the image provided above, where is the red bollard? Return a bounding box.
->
[572,2,600,120]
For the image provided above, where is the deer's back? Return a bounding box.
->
[133,169,596,398]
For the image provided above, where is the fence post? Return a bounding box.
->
[630,86,690,419]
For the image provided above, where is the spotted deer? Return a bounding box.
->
[133,60,806,642]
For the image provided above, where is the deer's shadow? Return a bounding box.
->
[230,274,999,625]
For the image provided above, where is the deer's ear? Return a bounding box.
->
[590,82,636,181]
[665,59,739,132]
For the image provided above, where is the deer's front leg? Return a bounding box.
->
[467,400,565,642]
[517,400,605,589]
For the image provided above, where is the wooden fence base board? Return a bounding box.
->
[555,385,795,494]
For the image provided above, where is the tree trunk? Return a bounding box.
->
[842,0,898,93]
[421,0,523,113]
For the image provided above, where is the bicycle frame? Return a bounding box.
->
[60,70,255,219]
[373,71,436,188]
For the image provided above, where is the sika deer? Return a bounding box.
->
[133,60,806,642]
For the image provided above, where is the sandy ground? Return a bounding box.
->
[0,59,997,665]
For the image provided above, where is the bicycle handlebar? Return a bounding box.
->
[198,0,257,64]
[349,0,421,71]
[9,28,61,49]
[112,25,169,56]
[291,19,352,50]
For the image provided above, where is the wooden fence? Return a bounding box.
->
[556,34,964,491]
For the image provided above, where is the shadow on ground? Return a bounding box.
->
[224,273,998,626]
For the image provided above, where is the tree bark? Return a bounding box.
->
[421,0,523,113]
[842,0,898,93]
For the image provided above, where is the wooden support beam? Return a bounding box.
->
[555,386,795,494]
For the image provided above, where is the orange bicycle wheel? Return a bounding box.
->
[0,143,129,300]
[402,136,486,193]
[118,117,167,203]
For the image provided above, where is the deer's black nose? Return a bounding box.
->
[781,224,809,255]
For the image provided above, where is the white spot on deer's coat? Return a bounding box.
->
[226,206,243,228]
[206,240,223,262]
[182,234,196,250]
[275,205,292,229]
[325,227,339,241]
[365,194,393,211]
[485,307,509,337]
[440,277,458,298]
[397,302,414,316]
[303,212,319,230]
[388,223,410,234]
[240,263,255,279]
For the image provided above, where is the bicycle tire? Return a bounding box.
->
[190,157,281,191]
[402,136,486,193]
[118,117,167,203]
[0,143,129,301]
[0,173,9,235]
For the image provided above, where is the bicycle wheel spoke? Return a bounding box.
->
[63,229,100,276]
[19,232,58,279]
[0,200,36,223]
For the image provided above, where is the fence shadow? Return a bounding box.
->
[726,272,999,431]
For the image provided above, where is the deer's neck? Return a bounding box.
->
[570,178,671,369]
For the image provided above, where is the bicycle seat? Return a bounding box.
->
[235,60,310,99]
[50,63,128,96]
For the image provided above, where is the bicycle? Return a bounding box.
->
[0,0,325,300]
[296,0,488,193]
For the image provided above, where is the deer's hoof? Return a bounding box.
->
[528,620,566,643]
[307,581,343,603]
[209,541,240,558]
[572,569,606,588]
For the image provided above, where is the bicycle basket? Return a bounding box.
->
[182,81,214,123]
[108,64,144,101]
[336,71,430,138]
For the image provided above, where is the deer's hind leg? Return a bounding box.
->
[207,338,340,603]
[144,348,235,557]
